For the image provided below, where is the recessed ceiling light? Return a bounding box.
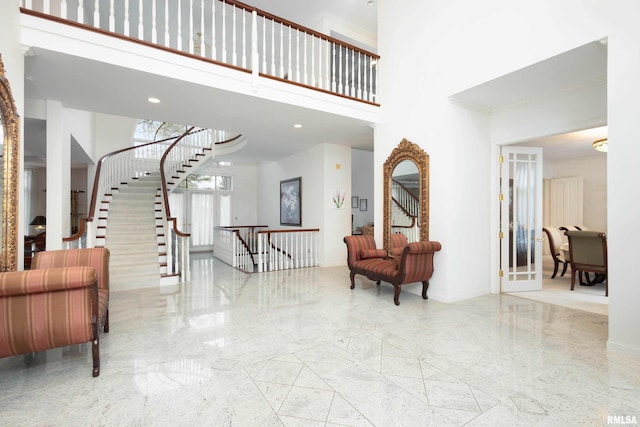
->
[293,124,302,128]
[147,97,160,104]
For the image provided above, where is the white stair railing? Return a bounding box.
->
[22,0,380,104]
[213,226,319,273]
[64,138,175,250]
[160,128,244,280]
[257,229,319,272]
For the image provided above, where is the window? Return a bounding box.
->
[179,174,233,191]
[133,120,188,144]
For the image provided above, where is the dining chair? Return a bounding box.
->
[543,227,570,279]
[566,230,608,296]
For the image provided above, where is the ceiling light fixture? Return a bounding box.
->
[592,138,608,153]
[367,0,375,5]
[147,97,160,104]
[293,124,302,128]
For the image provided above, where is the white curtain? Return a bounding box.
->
[191,192,215,247]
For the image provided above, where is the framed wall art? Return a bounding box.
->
[280,177,302,226]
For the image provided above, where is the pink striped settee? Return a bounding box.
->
[0,248,110,377]
[344,234,441,305]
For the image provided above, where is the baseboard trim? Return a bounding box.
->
[607,339,640,358]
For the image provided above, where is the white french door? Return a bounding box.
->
[500,146,543,292]
[170,190,231,251]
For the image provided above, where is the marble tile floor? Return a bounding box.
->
[506,255,609,316]
[1,253,639,426]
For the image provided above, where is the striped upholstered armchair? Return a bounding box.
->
[0,248,110,377]
[344,234,441,305]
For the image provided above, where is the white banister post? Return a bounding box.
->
[164,0,170,48]
[109,0,115,32]
[331,43,336,92]
[78,0,84,24]
[232,4,237,66]
[138,0,144,40]
[222,2,227,62]
[287,26,292,80]
[232,237,237,268]
[123,0,129,36]
[188,0,194,54]
[151,0,157,43]
[167,225,173,275]
[270,19,275,75]
[251,11,259,89]
[279,23,284,78]
[93,0,100,27]
[303,32,308,85]
[177,0,182,50]
[242,10,247,67]
[311,37,315,88]
[261,17,266,73]
[211,0,216,60]
[257,231,263,272]
[43,0,49,14]
[295,29,300,82]
[61,0,68,19]
[200,0,205,56]
[184,238,190,282]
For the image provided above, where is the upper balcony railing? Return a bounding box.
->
[21,0,380,105]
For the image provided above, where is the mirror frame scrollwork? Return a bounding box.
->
[0,54,20,272]
[383,138,429,251]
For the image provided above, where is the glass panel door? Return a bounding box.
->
[170,190,231,251]
[500,146,543,292]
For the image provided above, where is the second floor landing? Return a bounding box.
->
[20,1,380,163]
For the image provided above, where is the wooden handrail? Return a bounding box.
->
[224,0,379,59]
[257,228,320,234]
[64,134,183,243]
[392,197,414,218]
[233,229,256,266]
[21,3,380,106]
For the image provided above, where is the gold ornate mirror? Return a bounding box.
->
[383,138,429,251]
[0,54,20,271]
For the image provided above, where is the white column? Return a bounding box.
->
[45,100,70,250]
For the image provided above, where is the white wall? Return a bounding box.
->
[547,155,607,233]
[214,163,258,226]
[351,149,374,232]
[257,143,351,266]
[377,0,640,356]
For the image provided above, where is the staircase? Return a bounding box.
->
[65,128,245,290]
[99,174,163,290]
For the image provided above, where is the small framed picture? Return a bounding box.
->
[359,198,368,211]
[351,196,359,208]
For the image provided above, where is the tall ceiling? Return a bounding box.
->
[23,1,607,166]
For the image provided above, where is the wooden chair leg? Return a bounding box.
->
[421,281,429,300]
[551,260,559,278]
[393,285,401,306]
[103,309,110,333]
[570,269,576,291]
[92,337,100,377]
[560,262,568,277]
[349,271,356,289]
